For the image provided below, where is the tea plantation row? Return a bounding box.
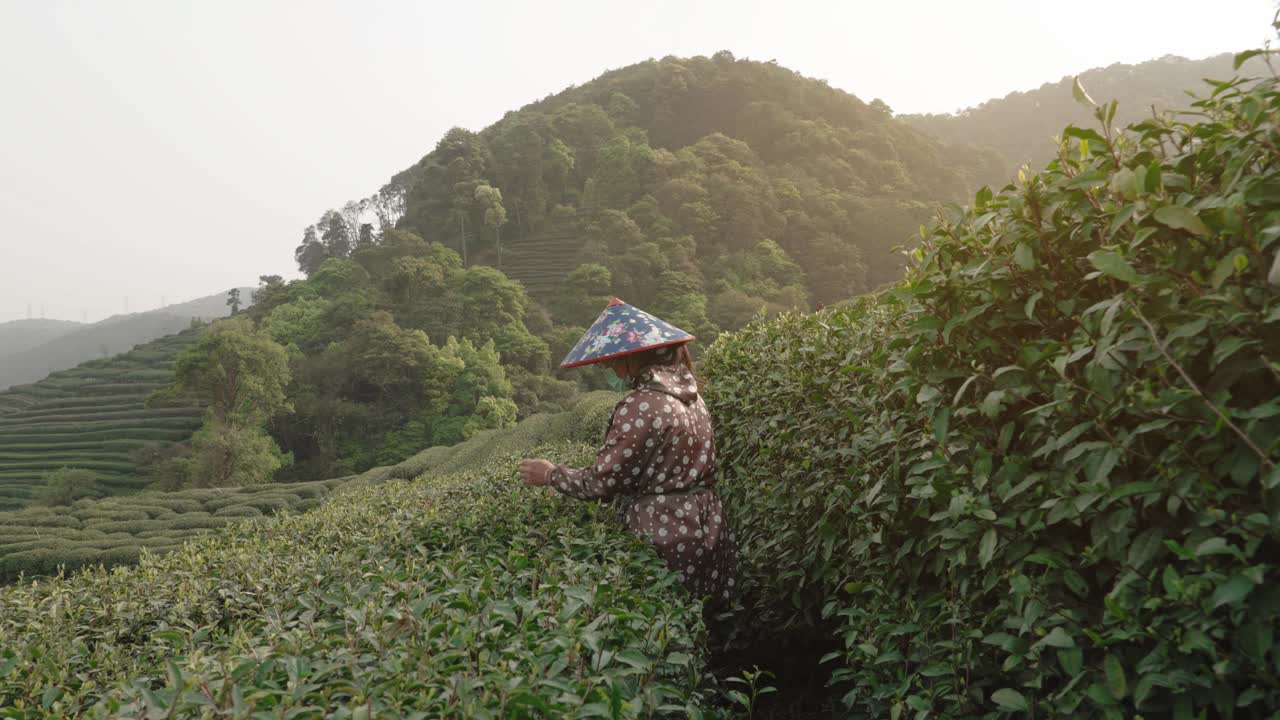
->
[0,443,710,718]
[0,329,207,509]
[702,70,1280,716]
[0,392,621,584]
[0,478,343,581]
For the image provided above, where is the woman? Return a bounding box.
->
[519,298,737,603]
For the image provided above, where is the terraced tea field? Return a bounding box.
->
[0,329,205,510]
[0,478,345,581]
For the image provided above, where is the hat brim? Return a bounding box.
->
[559,336,695,370]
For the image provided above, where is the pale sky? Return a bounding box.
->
[0,1,1273,324]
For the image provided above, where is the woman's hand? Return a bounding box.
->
[519,458,555,486]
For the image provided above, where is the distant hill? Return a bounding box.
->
[0,328,207,510]
[0,288,252,390]
[0,319,83,357]
[375,51,1005,321]
[903,53,1266,184]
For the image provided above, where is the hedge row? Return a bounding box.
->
[0,446,709,717]
[0,480,341,581]
[0,428,189,445]
[0,409,201,429]
[0,418,200,435]
[703,71,1280,717]
[375,390,620,483]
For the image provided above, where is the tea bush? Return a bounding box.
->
[0,445,708,718]
[704,68,1280,716]
[0,479,343,581]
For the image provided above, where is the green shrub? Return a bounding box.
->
[77,509,150,523]
[0,446,707,716]
[156,515,229,531]
[34,468,100,506]
[704,70,1280,717]
[78,521,156,535]
[212,505,262,518]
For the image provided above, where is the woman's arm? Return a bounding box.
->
[534,396,659,501]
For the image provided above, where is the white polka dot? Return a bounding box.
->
[623,449,633,458]
[636,419,645,428]
[659,528,669,537]
[640,402,650,411]
[612,464,622,472]
[622,423,631,432]
[619,408,628,416]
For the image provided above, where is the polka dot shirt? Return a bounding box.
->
[549,362,738,602]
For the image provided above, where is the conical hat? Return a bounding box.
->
[559,298,695,369]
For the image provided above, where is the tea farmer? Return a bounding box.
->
[519,298,737,603]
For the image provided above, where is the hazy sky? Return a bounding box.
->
[0,1,1273,324]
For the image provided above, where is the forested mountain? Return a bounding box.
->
[0,319,83,357]
[903,53,1267,182]
[0,289,251,390]
[263,53,1011,480]
[303,53,1004,321]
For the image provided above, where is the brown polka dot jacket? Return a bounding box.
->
[549,362,738,602]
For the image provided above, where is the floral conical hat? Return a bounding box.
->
[559,298,695,369]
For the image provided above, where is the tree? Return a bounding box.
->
[474,183,508,269]
[185,423,291,489]
[650,270,718,343]
[165,317,291,427]
[157,317,293,487]
[553,263,613,326]
[226,288,242,315]
[294,225,328,276]
[319,210,353,258]
[36,468,97,506]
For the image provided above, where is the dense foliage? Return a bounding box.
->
[380,52,996,318]
[0,478,341,582]
[704,59,1280,717]
[904,53,1261,185]
[251,230,569,479]
[0,445,708,717]
[0,330,206,509]
[153,316,295,487]
[257,53,1007,480]
[0,392,619,586]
